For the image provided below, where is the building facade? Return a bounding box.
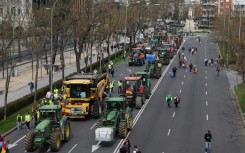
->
[0,0,32,28]
[199,0,218,25]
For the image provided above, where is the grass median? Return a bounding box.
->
[0,50,129,135]
[235,83,245,113]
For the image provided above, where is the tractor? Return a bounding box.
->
[145,54,162,79]
[158,47,171,65]
[128,48,145,66]
[134,71,152,99]
[95,97,133,142]
[120,76,146,109]
[25,105,71,152]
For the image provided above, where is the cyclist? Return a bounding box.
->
[165,94,173,108]
[204,130,212,153]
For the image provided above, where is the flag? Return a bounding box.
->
[1,142,7,153]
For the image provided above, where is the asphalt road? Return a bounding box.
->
[5,35,245,153]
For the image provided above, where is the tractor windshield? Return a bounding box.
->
[125,80,137,88]
[40,111,56,121]
[107,102,121,111]
[70,84,90,98]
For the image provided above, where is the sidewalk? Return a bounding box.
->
[0,46,113,107]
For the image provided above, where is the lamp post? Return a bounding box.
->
[50,0,59,92]
[123,1,140,59]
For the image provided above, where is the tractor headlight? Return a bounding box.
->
[41,129,45,132]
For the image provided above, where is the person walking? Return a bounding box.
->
[17,113,23,130]
[118,80,122,95]
[123,138,131,153]
[204,58,208,67]
[25,112,31,130]
[189,63,193,72]
[108,63,112,74]
[120,144,127,153]
[111,66,115,77]
[133,145,141,153]
[109,81,114,97]
[28,81,34,93]
[174,96,180,108]
[204,130,212,153]
[172,67,177,77]
[166,94,173,108]
[216,65,220,77]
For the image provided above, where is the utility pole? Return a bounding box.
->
[12,7,16,77]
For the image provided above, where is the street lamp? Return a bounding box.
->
[123,0,140,58]
[49,0,59,92]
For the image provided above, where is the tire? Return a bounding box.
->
[145,88,149,99]
[118,121,127,138]
[92,101,102,118]
[25,133,36,152]
[135,96,142,109]
[128,63,131,66]
[64,121,71,142]
[50,131,62,152]
[127,114,133,131]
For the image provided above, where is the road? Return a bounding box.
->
[5,35,245,153]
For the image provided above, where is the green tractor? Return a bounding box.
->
[128,48,145,66]
[134,71,152,99]
[25,105,71,152]
[158,47,171,65]
[95,97,133,142]
[145,54,162,79]
[120,76,146,109]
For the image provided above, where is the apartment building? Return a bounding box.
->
[0,0,32,28]
[199,0,218,25]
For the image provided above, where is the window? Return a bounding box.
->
[226,5,229,9]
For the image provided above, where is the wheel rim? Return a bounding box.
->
[65,124,70,138]
[56,136,61,149]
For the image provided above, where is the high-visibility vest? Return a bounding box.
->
[49,99,54,105]
[108,64,111,69]
[25,115,31,122]
[109,82,114,89]
[17,115,22,122]
[54,93,59,99]
[36,111,40,120]
[54,88,59,94]
[118,81,122,87]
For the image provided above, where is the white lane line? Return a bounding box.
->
[13,135,25,144]
[205,70,207,73]
[185,69,187,72]
[206,83,207,87]
[206,91,207,95]
[167,129,171,136]
[113,39,184,153]
[90,123,97,130]
[120,73,123,76]
[206,114,209,120]
[184,75,186,78]
[172,112,175,118]
[46,148,50,152]
[205,76,207,79]
[182,81,184,85]
[68,144,78,153]
[179,89,182,93]
[206,101,208,106]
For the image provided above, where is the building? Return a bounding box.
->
[0,0,32,29]
[232,0,245,16]
[199,0,218,26]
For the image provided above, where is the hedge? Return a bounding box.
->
[0,47,128,120]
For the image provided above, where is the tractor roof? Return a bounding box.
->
[135,72,148,75]
[65,73,108,84]
[132,48,141,50]
[106,97,126,102]
[64,79,91,84]
[124,76,142,81]
[39,105,61,111]
[137,44,144,46]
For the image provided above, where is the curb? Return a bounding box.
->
[230,87,245,128]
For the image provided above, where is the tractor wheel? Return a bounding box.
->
[92,101,102,118]
[127,114,133,131]
[145,88,149,99]
[135,96,142,109]
[64,121,71,142]
[50,131,62,152]
[128,63,131,66]
[118,121,127,138]
[25,133,36,152]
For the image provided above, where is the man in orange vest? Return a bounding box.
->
[139,84,144,94]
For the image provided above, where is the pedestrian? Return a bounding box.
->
[172,67,177,77]
[28,81,34,93]
[133,145,141,153]
[139,84,144,94]
[108,63,112,73]
[111,67,115,77]
[188,47,191,54]
[191,48,195,55]
[120,144,127,153]
[174,96,180,108]
[118,80,122,95]
[189,63,193,72]
[165,93,173,108]
[204,130,212,152]
[25,112,31,130]
[109,81,114,97]
[211,58,214,65]
[17,113,22,130]
[0,134,4,142]
[204,58,208,67]
[179,60,182,68]
[178,51,181,59]
[216,65,220,77]
[193,65,198,73]
[123,138,131,153]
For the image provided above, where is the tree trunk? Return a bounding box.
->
[44,43,48,75]
[59,32,65,80]
[18,38,21,62]
[74,39,81,73]
[34,47,39,103]
[90,41,93,73]
[106,38,110,61]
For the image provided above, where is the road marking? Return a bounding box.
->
[182,81,184,85]
[69,144,78,153]
[113,36,188,153]
[206,101,208,106]
[185,69,187,72]
[14,135,25,144]
[179,89,182,93]
[8,144,17,149]
[206,91,207,95]
[206,114,209,120]
[167,129,171,136]
[47,148,50,152]
[172,112,175,118]
[206,83,207,87]
[90,123,97,130]
[184,75,186,78]
[205,70,207,73]
[205,76,207,79]
[120,73,123,76]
